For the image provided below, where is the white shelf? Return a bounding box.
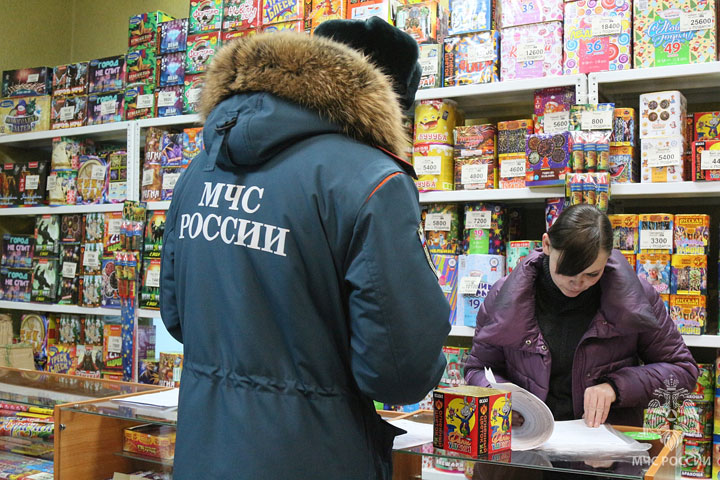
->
[683,335,720,348]
[138,309,162,318]
[0,203,124,217]
[137,115,201,129]
[0,300,120,316]
[449,326,474,337]
[0,122,131,147]
[146,201,171,211]
[419,187,565,204]
[611,182,720,199]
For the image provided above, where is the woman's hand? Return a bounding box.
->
[583,383,616,428]
[512,411,525,427]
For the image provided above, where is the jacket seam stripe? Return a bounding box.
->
[365,172,402,203]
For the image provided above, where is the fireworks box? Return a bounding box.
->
[47,344,76,375]
[431,254,458,325]
[141,258,161,309]
[138,359,160,385]
[186,32,221,75]
[419,44,442,90]
[0,96,51,135]
[1,268,32,302]
[144,211,166,257]
[183,73,204,114]
[609,214,639,254]
[87,92,125,125]
[160,18,189,55]
[440,346,470,388]
[671,255,707,296]
[2,67,52,97]
[670,294,706,335]
[126,48,157,86]
[159,352,183,387]
[107,151,128,204]
[124,424,176,460]
[19,160,48,206]
[691,140,720,181]
[102,324,123,373]
[52,62,89,96]
[34,214,60,257]
[638,213,674,253]
[224,0,262,30]
[433,385,512,456]
[159,52,185,87]
[456,254,505,327]
[157,86,183,117]
[2,234,34,269]
[31,257,59,303]
[88,56,126,94]
[50,95,87,129]
[674,214,709,255]
[129,11,175,50]
[190,0,223,33]
[183,127,204,165]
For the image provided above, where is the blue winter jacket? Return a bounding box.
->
[161,32,450,479]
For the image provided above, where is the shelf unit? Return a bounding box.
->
[137,309,161,319]
[0,122,132,147]
[419,187,565,204]
[146,201,171,211]
[0,203,124,216]
[0,300,120,317]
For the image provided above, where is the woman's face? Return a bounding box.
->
[542,233,610,298]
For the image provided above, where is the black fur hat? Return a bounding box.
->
[314,17,421,111]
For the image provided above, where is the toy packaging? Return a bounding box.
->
[500,0,562,28]
[533,86,575,134]
[506,240,542,273]
[433,386,512,456]
[156,86,184,117]
[31,258,59,303]
[47,344,77,375]
[0,95,51,135]
[415,99,461,145]
[50,95,87,130]
[526,132,571,187]
[641,137,686,183]
[124,85,155,121]
[52,62,88,96]
[674,214,709,255]
[633,0,717,69]
[124,424,176,460]
[144,212,166,257]
[396,1,441,44]
[76,155,108,205]
[455,155,496,190]
[694,111,720,141]
[88,56,126,94]
[47,170,78,206]
[456,254,505,327]
[692,140,720,181]
[159,52,185,87]
[183,127,204,165]
[498,119,533,155]
[463,203,506,254]
[639,213,674,253]
[186,32,221,74]
[432,254,459,325]
[126,48,157,86]
[671,254,707,295]
[640,91,687,140]
[141,258,161,309]
[1,268,31,302]
[419,44,442,90]
[107,151,128,204]
[160,18,189,54]
[20,314,49,369]
[609,214,639,253]
[501,22,564,81]
[2,234,34,269]
[612,108,637,145]
[159,352,183,387]
[636,252,671,294]
[425,203,461,254]
[190,0,224,33]
[498,153,526,188]
[414,143,455,191]
[449,0,494,35]
[441,346,470,388]
[563,0,632,75]
[129,11,174,49]
[1,67,52,97]
[443,31,500,86]
[262,0,305,25]
[18,160,48,206]
[224,0,261,30]
[102,323,123,372]
[34,215,60,257]
[183,73,205,115]
[87,92,125,126]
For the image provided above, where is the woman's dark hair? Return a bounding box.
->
[547,204,613,276]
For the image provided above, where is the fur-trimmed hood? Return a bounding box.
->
[199,32,409,157]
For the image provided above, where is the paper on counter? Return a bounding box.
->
[389,419,434,450]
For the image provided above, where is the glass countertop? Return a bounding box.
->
[64,400,177,426]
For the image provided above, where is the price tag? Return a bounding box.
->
[419,59,438,76]
[500,158,526,178]
[162,172,181,190]
[27,74,39,83]
[83,250,100,269]
[146,269,161,288]
[581,110,613,130]
[62,261,77,278]
[108,219,122,236]
[467,43,495,63]
[91,165,105,181]
[100,100,116,115]
[461,164,488,185]
[59,106,74,121]
[544,111,570,134]
[109,182,126,197]
[46,175,57,192]
[158,91,177,107]
[187,88,202,104]
[640,230,673,251]
[25,175,39,190]
[108,336,122,353]
[458,277,482,296]
[142,169,154,187]
[681,11,715,31]
[701,150,720,170]
[415,156,442,176]
[459,149,486,157]
[465,210,492,230]
[137,94,154,109]
[425,213,452,231]
[592,16,623,36]
[516,42,545,63]
[647,145,682,167]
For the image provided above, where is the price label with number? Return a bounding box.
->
[83,250,100,269]
[162,173,181,190]
[60,106,74,121]
[91,165,106,181]
[465,211,492,230]
[415,156,442,176]
[581,110,613,130]
[516,42,545,63]
[147,269,161,288]
[27,74,39,83]
[680,11,715,31]
[25,175,39,190]
[142,169,154,187]
[640,230,673,250]
[100,100,116,115]
[544,111,570,134]
[458,277,482,296]
[425,213,452,231]
[467,44,495,63]
[62,262,77,278]
[461,164,488,185]
[500,158,526,178]
[108,219,122,236]
[46,175,57,192]
[158,91,177,107]
[108,336,123,353]
[187,88,202,104]
[592,17,623,36]
[701,150,720,170]
[137,94,154,109]
[419,59,438,76]
[647,145,682,168]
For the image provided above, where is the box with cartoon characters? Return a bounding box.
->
[443,31,499,86]
[189,0,223,33]
[637,252,671,294]
[692,140,720,181]
[186,32,221,75]
[456,254,505,327]
[425,204,461,254]
[262,0,306,25]
[433,385,512,457]
[506,240,542,273]
[415,99,462,146]
[440,346,470,388]
[501,22,564,81]
[0,96,51,135]
[670,294,706,335]
[674,214,709,255]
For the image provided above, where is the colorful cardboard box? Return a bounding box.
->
[640,91,687,140]
[310,0,345,30]
[609,214,639,253]
[52,62,88,97]
[1,67,52,97]
[533,86,575,134]
[526,132,571,187]
[498,119,534,155]
[694,111,720,141]
[641,137,686,183]
[443,31,500,86]
[415,99,461,146]
[456,254,505,327]
[126,48,157,86]
[186,32,221,74]
[346,0,393,21]
[0,96,51,135]
[637,252,671,294]
[129,11,174,49]
[50,95,87,129]
[671,254,707,295]
[463,203,506,255]
[633,0,717,68]
[455,155,496,190]
[414,143,454,191]
[692,140,720,181]
[189,0,224,33]
[449,0,494,35]
[124,424,176,460]
[2,234,34,269]
[440,346,470,388]
[674,214,709,255]
[612,108,637,145]
[160,18,189,54]
[124,85,156,121]
[157,86,184,117]
[223,0,261,30]
[609,145,638,183]
[500,0,562,28]
[506,240,541,273]
[501,22,563,81]
[88,56,126,94]
[432,254,459,325]
[396,1,441,44]
[638,213,674,253]
[563,0,633,75]
[263,20,306,33]
[670,295,707,335]
[183,74,205,115]
[262,0,306,25]
[419,44,443,89]
[87,92,124,125]
[425,203,461,254]
[433,386,512,456]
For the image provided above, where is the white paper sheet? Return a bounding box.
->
[538,419,644,454]
[390,419,434,449]
[111,388,179,410]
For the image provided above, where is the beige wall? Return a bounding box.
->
[0,0,189,74]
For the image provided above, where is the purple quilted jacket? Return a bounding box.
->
[465,250,698,426]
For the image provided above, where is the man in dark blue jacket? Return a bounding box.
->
[161,18,451,479]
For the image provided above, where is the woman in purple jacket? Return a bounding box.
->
[465,204,698,428]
